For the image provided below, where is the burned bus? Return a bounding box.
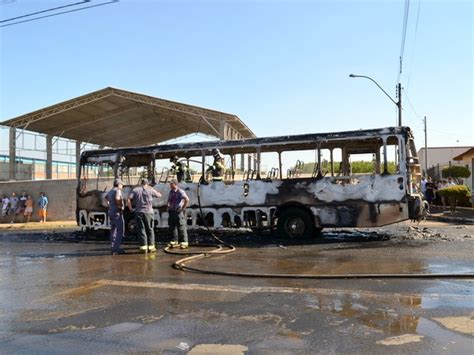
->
[77,126,424,238]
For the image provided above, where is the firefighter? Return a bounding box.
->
[170,155,191,183]
[206,149,225,182]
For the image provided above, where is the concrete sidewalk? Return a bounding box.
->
[0,221,79,234]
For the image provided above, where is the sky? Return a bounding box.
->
[0,0,472,168]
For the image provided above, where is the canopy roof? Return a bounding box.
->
[1,87,255,147]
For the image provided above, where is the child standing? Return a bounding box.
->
[24,195,34,223]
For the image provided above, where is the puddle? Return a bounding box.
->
[428,263,474,274]
[102,322,144,334]
[48,325,95,333]
[418,317,474,352]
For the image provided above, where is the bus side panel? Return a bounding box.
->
[310,202,409,228]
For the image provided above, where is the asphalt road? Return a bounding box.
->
[0,221,473,354]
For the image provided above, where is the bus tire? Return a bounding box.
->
[277,207,314,238]
[126,218,138,239]
[314,227,324,237]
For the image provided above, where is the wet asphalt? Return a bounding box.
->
[0,221,473,354]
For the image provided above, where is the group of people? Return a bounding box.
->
[170,148,225,183]
[420,176,457,205]
[106,178,189,255]
[1,191,49,224]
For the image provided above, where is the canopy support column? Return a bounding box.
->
[46,135,53,179]
[76,141,81,178]
[9,127,16,181]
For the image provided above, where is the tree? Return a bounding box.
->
[298,161,397,175]
[437,185,471,212]
[442,165,471,179]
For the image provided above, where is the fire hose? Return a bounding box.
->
[164,179,474,279]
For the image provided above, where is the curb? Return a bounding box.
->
[426,216,474,225]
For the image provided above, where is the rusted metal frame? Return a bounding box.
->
[382,137,388,174]
[330,149,334,177]
[375,149,381,174]
[316,142,322,177]
[256,147,261,180]
[278,151,283,179]
[82,128,412,168]
[230,154,235,182]
[398,135,407,173]
[341,145,349,176]
[201,151,206,179]
[148,158,155,183]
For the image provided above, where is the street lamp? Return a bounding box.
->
[349,74,402,126]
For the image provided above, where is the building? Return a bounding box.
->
[418,146,473,193]
[418,146,472,174]
[1,87,256,182]
[0,88,255,221]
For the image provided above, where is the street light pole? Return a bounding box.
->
[349,74,402,126]
[424,116,428,175]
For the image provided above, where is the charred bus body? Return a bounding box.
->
[77,126,424,238]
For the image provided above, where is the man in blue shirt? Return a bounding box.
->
[127,179,162,253]
[167,179,190,249]
[37,192,48,223]
[106,179,125,255]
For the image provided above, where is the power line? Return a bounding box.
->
[401,91,471,139]
[397,0,410,82]
[402,88,424,121]
[407,0,421,89]
[0,1,89,23]
[0,0,118,28]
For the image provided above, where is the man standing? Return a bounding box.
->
[167,179,190,249]
[37,192,48,223]
[17,191,28,222]
[1,194,9,222]
[420,176,427,196]
[127,179,162,253]
[106,179,125,255]
[170,155,191,183]
[8,192,18,224]
[206,149,225,182]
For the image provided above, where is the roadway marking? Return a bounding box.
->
[41,279,474,303]
[96,279,473,300]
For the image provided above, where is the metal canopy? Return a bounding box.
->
[1,87,255,147]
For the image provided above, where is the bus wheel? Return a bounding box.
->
[314,227,324,237]
[126,219,138,238]
[277,207,314,238]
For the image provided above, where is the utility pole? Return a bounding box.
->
[424,116,428,175]
[397,83,402,127]
[349,74,402,127]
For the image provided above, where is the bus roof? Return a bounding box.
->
[81,126,413,163]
